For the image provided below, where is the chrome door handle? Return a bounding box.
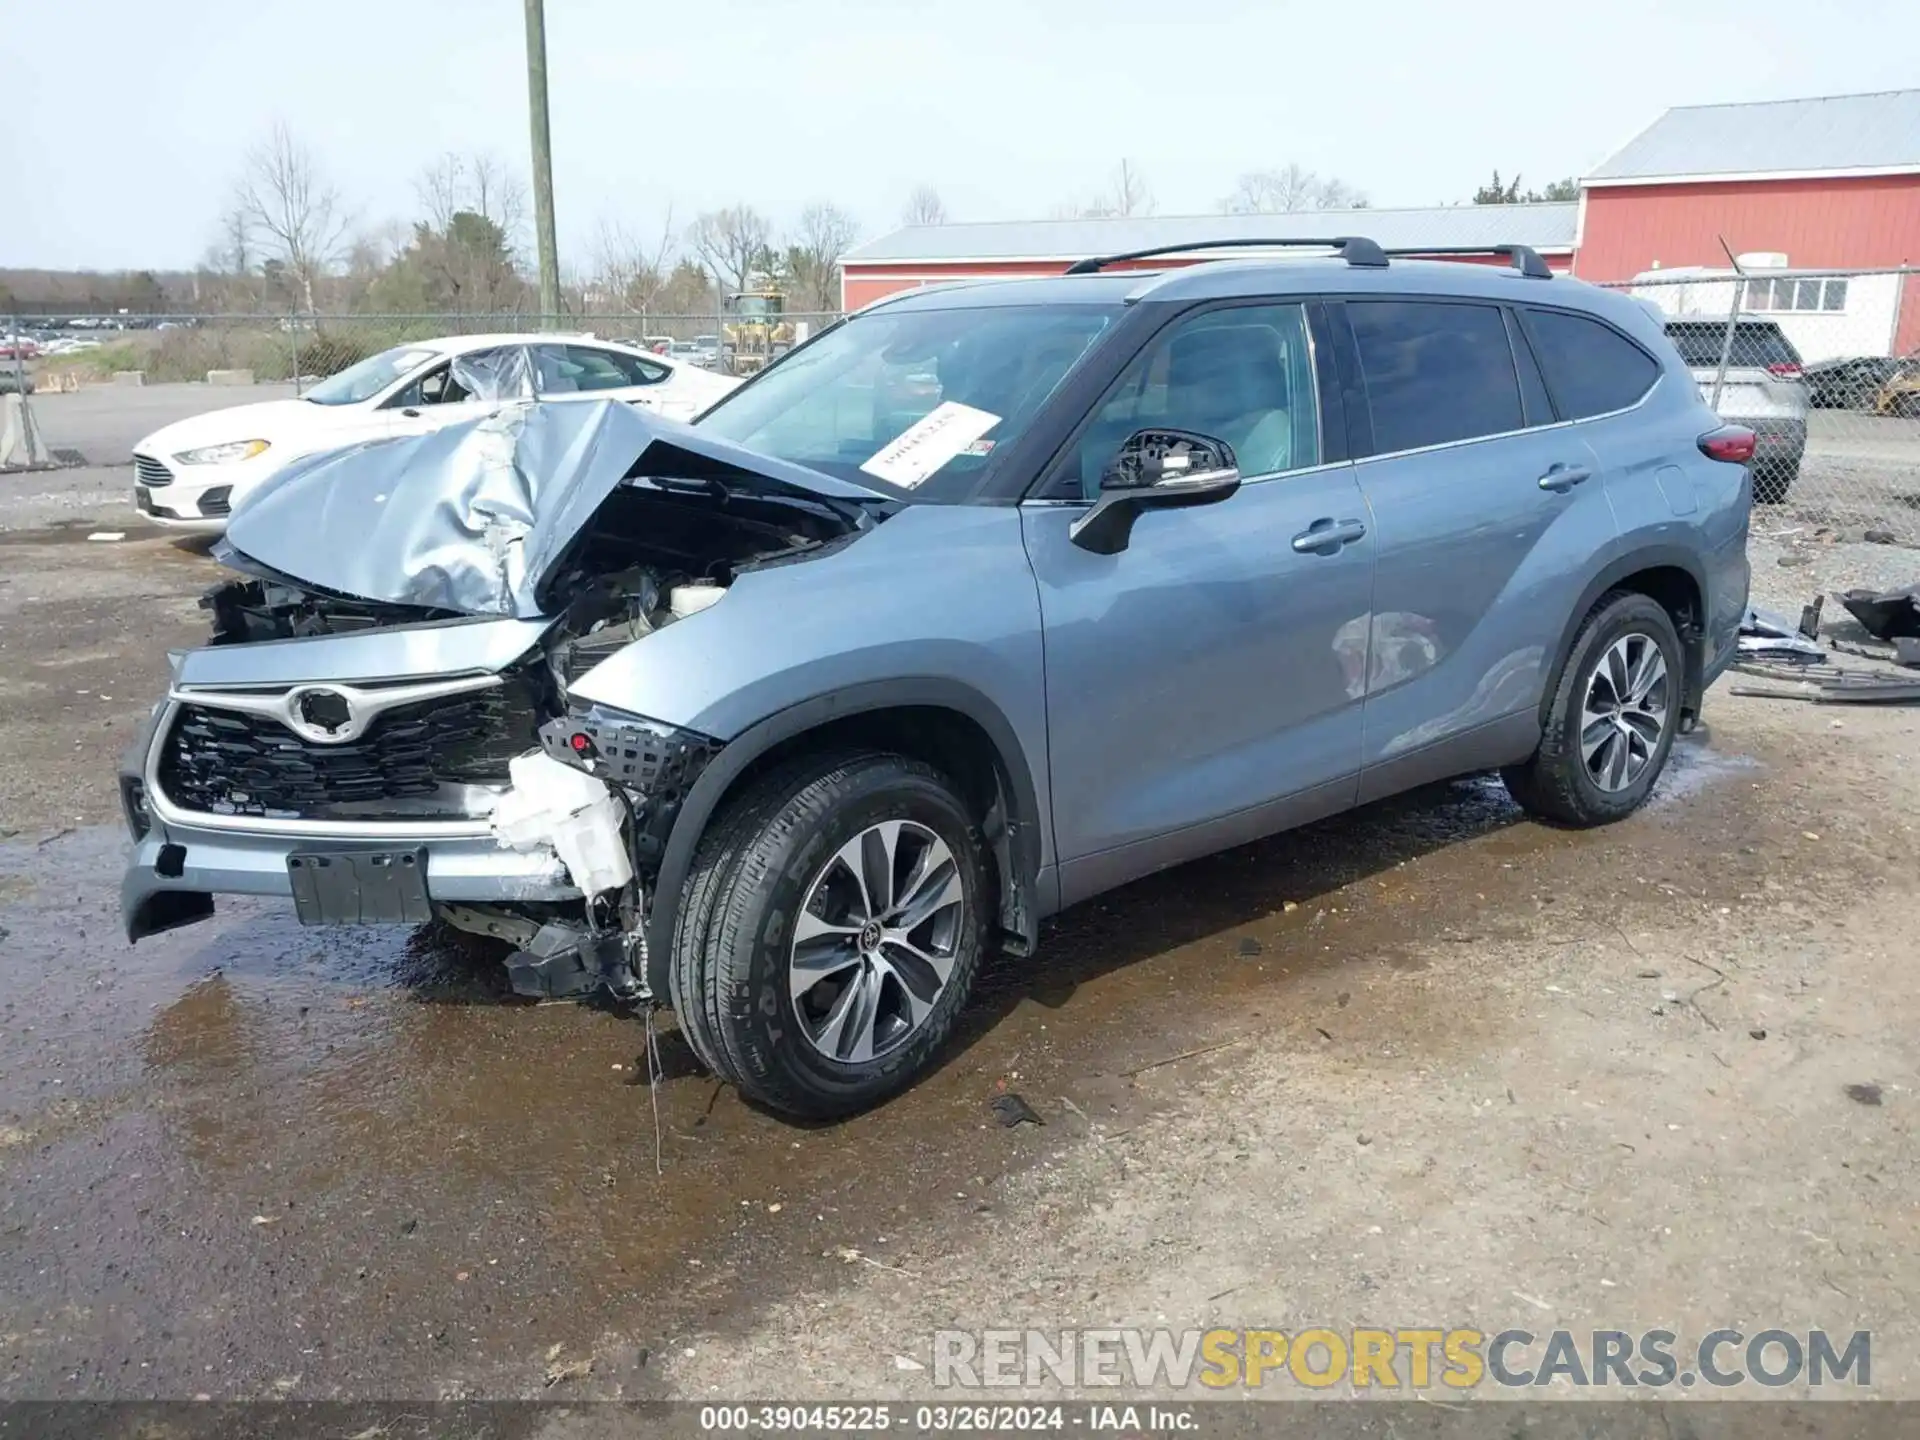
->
[1291,517,1368,554]
[1538,464,1592,493]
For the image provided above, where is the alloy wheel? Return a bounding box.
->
[1580,632,1670,793]
[789,819,966,1063]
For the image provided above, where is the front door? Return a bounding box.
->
[1020,300,1376,907]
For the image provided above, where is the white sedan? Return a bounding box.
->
[131,332,740,534]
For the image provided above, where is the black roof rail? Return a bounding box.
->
[1062,235,1390,275]
[1379,244,1555,279]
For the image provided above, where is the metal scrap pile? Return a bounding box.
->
[1732,588,1920,705]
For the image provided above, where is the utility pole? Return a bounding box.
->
[523,0,562,321]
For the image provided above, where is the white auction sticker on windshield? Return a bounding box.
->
[860,402,1001,488]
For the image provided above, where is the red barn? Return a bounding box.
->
[839,89,1918,357]
[1575,89,1920,354]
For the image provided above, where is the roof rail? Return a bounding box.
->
[1062,236,1390,275]
[1380,244,1555,280]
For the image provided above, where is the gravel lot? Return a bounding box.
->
[1,387,1918,1411]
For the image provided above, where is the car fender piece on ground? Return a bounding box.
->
[1837,585,1920,641]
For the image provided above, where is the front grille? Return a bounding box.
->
[134,454,173,488]
[199,486,233,517]
[159,680,541,820]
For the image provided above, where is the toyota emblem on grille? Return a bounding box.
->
[285,686,362,744]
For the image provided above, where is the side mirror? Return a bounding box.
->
[1069,429,1241,555]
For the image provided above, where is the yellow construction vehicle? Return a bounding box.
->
[722,288,796,375]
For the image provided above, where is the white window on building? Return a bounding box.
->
[1745,276,1848,313]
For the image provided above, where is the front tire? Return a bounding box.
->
[669,752,991,1118]
[1502,591,1683,827]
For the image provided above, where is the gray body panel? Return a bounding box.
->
[1352,427,1615,795]
[1019,465,1374,906]
[173,617,553,687]
[571,503,1055,864]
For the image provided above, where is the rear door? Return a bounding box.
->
[1021,299,1376,904]
[1338,297,1618,800]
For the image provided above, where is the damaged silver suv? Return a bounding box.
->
[122,239,1752,1117]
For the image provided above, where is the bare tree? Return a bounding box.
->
[590,207,680,314]
[902,184,948,227]
[215,207,253,275]
[1062,159,1155,219]
[1107,158,1153,217]
[234,123,352,311]
[784,202,860,312]
[688,205,773,296]
[416,152,529,252]
[1221,164,1368,215]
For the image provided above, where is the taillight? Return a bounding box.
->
[1699,426,1757,464]
[1766,362,1802,378]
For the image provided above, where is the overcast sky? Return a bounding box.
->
[5,0,1915,272]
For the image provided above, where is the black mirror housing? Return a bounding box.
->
[1072,429,1242,555]
[1099,428,1237,491]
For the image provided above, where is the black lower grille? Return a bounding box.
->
[199,486,233,517]
[159,680,541,819]
[134,454,173,488]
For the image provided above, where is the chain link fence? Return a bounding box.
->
[1598,267,1920,545]
[7,311,845,390]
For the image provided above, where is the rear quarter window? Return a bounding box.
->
[1523,308,1661,419]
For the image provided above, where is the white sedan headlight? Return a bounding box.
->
[174,439,270,465]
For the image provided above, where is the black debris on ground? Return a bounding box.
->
[990,1093,1044,1128]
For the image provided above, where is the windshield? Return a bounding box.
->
[696,304,1116,500]
[304,345,440,406]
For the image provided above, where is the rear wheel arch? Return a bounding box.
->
[1540,550,1706,732]
[644,680,1043,998]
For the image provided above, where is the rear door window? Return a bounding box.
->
[1347,301,1523,453]
[1523,308,1661,419]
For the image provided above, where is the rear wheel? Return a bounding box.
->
[669,752,990,1118]
[1503,591,1683,827]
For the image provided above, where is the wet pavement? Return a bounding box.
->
[0,733,1766,1400]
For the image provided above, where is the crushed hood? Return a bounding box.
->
[220,399,887,617]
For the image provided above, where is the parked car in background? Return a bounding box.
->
[1806,355,1899,411]
[121,241,1751,1118]
[129,333,739,534]
[0,334,40,361]
[663,339,713,369]
[1662,318,1807,503]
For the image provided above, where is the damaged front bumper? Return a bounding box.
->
[119,698,585,941]
[119,688,718,964]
